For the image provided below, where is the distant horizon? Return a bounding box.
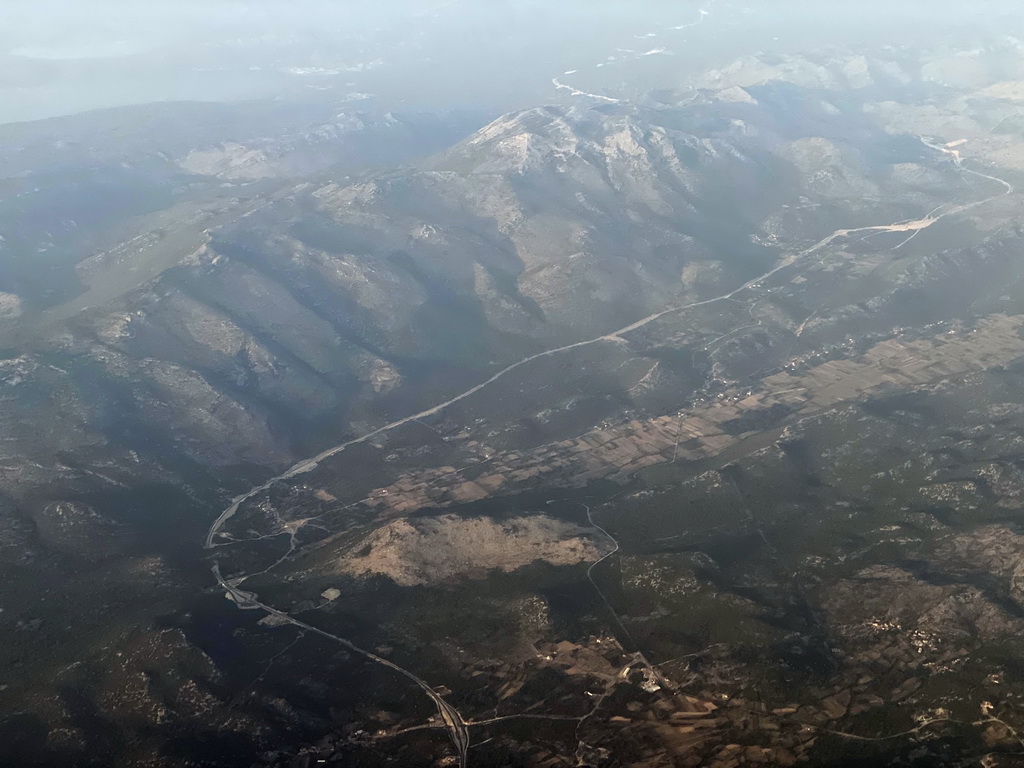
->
[6,3,1024,766]
[2,0,1022,124]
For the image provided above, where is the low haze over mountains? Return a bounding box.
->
[7,3,1024,767]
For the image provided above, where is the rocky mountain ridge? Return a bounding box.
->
[6,38,1024,767]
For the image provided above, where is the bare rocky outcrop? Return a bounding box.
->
[29,501,134,563]
[338,513,609,586]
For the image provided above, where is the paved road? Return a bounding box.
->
[213,565,471,766]
[203,132,1013,768]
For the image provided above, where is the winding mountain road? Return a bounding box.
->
[213,565,471,766]
[203,136,1013,767]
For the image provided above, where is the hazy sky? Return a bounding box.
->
[2,1,1023,124]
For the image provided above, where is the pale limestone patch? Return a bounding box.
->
[339,513,607,586]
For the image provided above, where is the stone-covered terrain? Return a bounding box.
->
[8,24,1024,768]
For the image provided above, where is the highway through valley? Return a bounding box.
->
[203,137,1013,767]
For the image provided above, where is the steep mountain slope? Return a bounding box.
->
[0,101,490,312]
[0,90,958,509]
[7,40,1024,767]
